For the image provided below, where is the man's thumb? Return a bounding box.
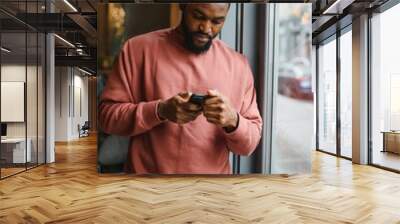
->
[207,89,218,96]
[178,91,191,101]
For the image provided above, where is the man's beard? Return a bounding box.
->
[181,15,216,54]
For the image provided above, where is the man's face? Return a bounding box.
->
[180,4,229,54]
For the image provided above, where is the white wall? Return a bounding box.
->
[46,7,56,164]
[54,67,89,141]
[1,65,26,130]
[55,67,69,141]
[1,65,41,138]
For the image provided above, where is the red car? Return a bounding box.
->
[278,64,313,101]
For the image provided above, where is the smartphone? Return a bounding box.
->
[189,93,206,105]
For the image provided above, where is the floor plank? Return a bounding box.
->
[1,134,400,223]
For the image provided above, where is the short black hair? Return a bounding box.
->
[179,3,231,11]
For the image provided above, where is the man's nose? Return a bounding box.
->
[199,21,212,35]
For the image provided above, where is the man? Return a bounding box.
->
[99,3,262,174]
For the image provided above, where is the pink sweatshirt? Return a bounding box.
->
[99,28,262,174]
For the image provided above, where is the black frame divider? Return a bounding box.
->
[25,0,28,172]
[336,26,341,157]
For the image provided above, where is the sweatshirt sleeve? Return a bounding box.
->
[98,41,164,136]
[224,58,262,156]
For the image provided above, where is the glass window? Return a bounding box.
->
[1,12,28,177]
[271,4,313,173]
[0,1,46,179]
[318,37,337,155]
[340,29,352,158]
[371,3,400,171]
[27,30,38,169]
[38,32,46,165]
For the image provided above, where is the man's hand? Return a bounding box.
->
[203,90,238,132]
[158,92,202,124]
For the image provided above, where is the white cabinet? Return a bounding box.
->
[1,138,32,163]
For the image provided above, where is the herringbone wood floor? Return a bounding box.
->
[1,134,400,224]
